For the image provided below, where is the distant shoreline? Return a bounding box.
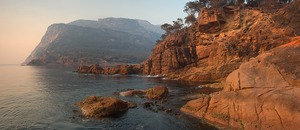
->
[0,64,20,66]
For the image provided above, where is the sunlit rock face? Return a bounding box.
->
[24,18,163,66]
[140,2,300,81]
[181,37,300,129]
[76,96,129,118]
[178,2,300,129]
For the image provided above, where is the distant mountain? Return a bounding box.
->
[23,18,163,66]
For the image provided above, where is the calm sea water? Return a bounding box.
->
[0,65,219,130]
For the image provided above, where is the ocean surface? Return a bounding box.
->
[0,65,219,130]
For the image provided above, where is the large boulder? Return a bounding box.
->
[146,86,169,99]
[77,96,128,118]
[181,37,300,129]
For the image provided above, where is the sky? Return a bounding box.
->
[0,0,191,64]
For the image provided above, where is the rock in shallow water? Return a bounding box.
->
[146,86,169,99]
[127,102,138,108]
[76,96,128,118]
[119,90,145,97]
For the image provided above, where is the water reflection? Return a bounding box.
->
[0,65,218,130]
[0,65,49,129]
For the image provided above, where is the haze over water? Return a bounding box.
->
[0,65,218,130]
[0,0,191,65]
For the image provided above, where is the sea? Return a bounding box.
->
[0,65,219,130]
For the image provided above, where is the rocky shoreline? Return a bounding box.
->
[75,1,300,129]
[77,36,300,129]
[76,86,173,118]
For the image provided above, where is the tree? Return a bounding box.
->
[183,0,211,25]
[210,0,227,8]
[161,18,183,35]
[185,14,197,25]
[184,0,203,15]
[161,23,173,34]
[172,18,184,30]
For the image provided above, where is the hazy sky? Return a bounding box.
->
[0,0,191,64]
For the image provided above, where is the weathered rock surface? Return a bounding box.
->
[77,96,128,118]
[181,37,300,129]
[146,86,169,99]
[225,37,300,91]
[198,7,226,33]
[140,3,299,81]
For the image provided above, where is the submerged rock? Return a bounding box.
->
[119,90,145,97]
[143,102,154,108]
[76,96,128,118]
[146,86,169,99]
[127,102,138,108]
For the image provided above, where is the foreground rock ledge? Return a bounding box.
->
[181,37,300,130]
[77,96,128,118]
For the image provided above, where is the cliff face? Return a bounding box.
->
[141,2,299,81]
[24,18,163,66]
[176,2,300,129]
[181,37,300,129]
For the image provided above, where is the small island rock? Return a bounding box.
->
[146,86,169,99]
[77,96,128,118]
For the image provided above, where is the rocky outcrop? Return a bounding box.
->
[102,64,142,75]
[181,37,300,129]
[140,3,299,81]
[198,7,226,33]
[77,64,103,73]
[76,96,129,118]
[224,37,300,91]
[77,64,142,75]
[146,86,169,99]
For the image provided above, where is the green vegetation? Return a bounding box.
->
[239,119,245,130]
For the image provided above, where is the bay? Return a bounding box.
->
[0,65,218,130]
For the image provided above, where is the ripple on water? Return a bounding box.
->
[0,66,219,130]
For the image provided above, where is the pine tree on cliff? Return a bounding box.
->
[159,18,184,40]
[183,0,207,25]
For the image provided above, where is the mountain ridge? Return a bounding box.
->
[24,18,163,66]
